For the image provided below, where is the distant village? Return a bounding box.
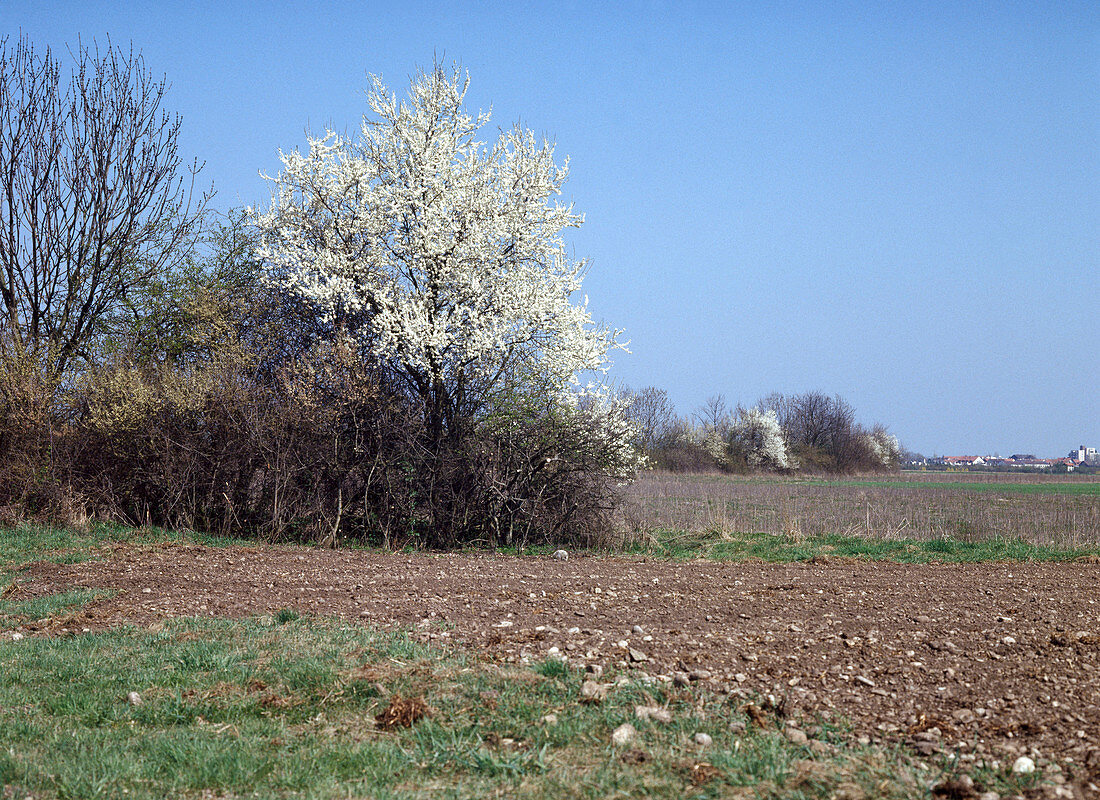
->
[906,445,1099,472]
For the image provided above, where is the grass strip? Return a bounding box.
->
[627,528,1100,563]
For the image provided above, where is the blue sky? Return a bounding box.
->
[6,1,1097,457]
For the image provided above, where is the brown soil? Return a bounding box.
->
[15,543,1100,785]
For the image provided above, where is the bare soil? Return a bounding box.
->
[16,543,1100,785]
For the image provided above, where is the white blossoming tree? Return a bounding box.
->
[865,426,901,470]
[253,63,639,545]
[255,64,624,448]
[730,407,793,471]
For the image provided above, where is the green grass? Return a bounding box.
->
[0,588,113,629]
[0,521,243,575]
[0,613,1044,800]
[829,479,1100,496]
[628,527,1100,564]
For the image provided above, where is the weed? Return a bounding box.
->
[274,607,300,625]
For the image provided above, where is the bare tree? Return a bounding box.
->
[0,34,208,379]
[757,391,792,430]
[782,392,853,452]
[622,385,676,453]
[694,393,730,435]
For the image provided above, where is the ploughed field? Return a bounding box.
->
[21,542,1100,782]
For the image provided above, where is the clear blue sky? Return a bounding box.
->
[5,1,1097,457]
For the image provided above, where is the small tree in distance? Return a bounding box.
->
[865,425,901,470]
[730,406,794,470]
[622,385,676,454]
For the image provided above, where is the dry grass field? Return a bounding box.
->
[618,471,1100,550]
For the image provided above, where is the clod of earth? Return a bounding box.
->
[684,761,721,787]
[374,695,431,730]
[580,680,606,704]
[742,703,770,728]
[784,727,808,745]
[931,775,977,799]
[635,705,672,723]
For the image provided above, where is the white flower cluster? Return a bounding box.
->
[253,65,624,415]
[730,407,792,470]
[865,429,900,467]
[701,427,728,463]
[575,384,648,476]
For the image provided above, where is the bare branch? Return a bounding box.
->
[0,33,210,379]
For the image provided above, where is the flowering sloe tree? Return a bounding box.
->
[865,426,901,469]
[254,64,626,449]
[731,407,793,470]
[254,64,640,545]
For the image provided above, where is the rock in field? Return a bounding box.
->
[1011,755,1035,774]
[784,727,809,745]
[612,723,636,746]
[635,705,672,723]
[580,680,606,704]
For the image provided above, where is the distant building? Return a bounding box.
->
[944,456,985,467]
[1069,445,1098,463]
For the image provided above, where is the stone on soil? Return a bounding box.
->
[784,727,809,745]
[612,723,636,746]
[1012,755,1035,774]
[635,705,672,723]
[580,680,606,704]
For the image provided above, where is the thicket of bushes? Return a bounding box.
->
[0,38,901,552]
[0,218,633,547]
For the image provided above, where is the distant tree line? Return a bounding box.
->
[620,387,901,474]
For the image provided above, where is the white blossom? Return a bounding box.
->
[865,428,900,468]
[731,407,792,470]
[253,64,630,446]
